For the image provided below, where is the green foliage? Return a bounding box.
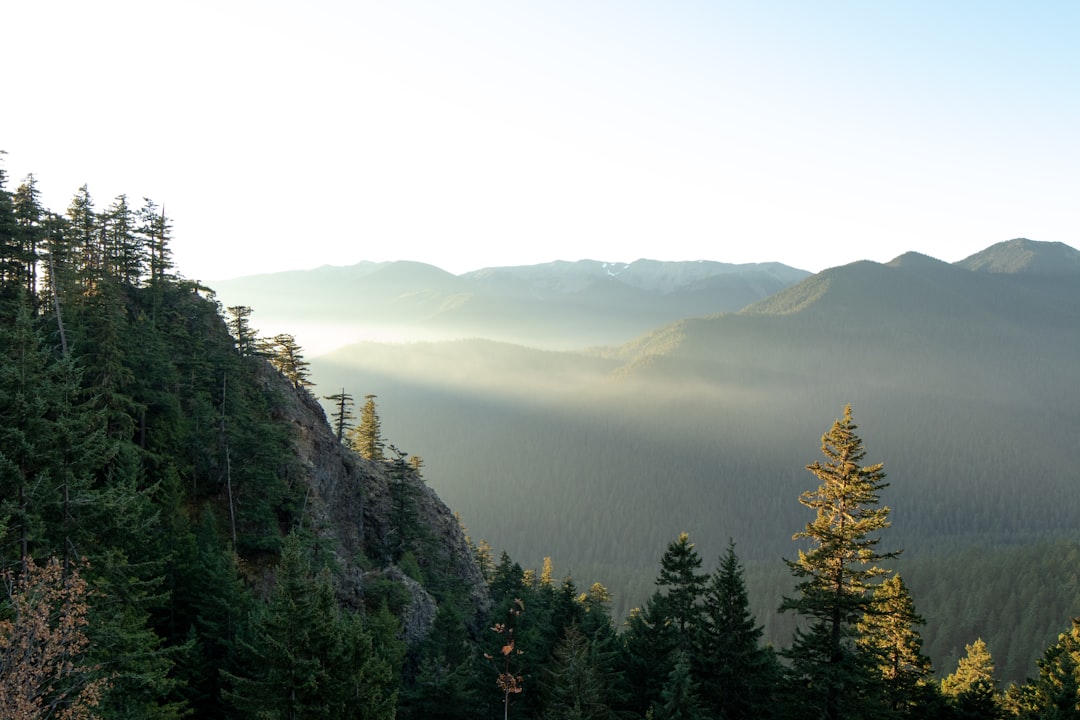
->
[697,540,778,720]
[780,404,896,720]
[323,388,355,442]
[655,532,707,651]
[1009,619,1080,719]
[349,393,385,460]
[539,623,621,720]
[223,534,400,720]
[857,574,933,715]
[941,638,1001,719]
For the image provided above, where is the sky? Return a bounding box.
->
[2,1,1078,281]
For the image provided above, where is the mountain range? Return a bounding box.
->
[217,237,1080,681]
[211,258,810,350]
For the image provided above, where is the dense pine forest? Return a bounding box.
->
[2,160,1080,719]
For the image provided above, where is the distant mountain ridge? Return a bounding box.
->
[211,258,812,351]
[957,237,1080,275]
[295,237,1080,682]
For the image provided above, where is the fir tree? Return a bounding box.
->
[941,638,1001,720]
[323,388,355,442]
[263,333,312,390]
[698,540,777,720]
[779,404,896,720]
[349,393,385,460]
[1009,619,1080,720]
[656,532,707,652]
[856,573,933,715]
[655,650,707,720]
[224,305,257,357]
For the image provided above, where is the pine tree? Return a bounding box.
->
[224,305,257,357]
[941,638,1001,719]
[13,174,44,298]
[323,388,355,442]
[779,404,896,720]
[224,533,399,719]
[349,394,385,460]
[1010,619,1080,720]
[539,623,621,720]
[263,333,312,390]
[656,532,707,651]
[856,573,933,715]
[655,650,707,720]
[619,593,677,716]
[698,540,777,720]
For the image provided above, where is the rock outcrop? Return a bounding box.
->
[259,361,490,644]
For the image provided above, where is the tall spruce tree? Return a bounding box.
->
[698,540,777,720]
[656,532,707,652]
[779,404,896,720]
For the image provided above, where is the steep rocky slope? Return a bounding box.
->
[258,360,490,643]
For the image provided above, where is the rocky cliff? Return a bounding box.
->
[258,360,490,644]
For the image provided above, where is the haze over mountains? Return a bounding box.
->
[216,238,1080,680]
[212,258,810,351]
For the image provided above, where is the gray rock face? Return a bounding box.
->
[260,361,491,642]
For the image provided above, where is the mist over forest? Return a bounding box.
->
[217,239,1080,683]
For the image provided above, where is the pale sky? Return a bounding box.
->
[3,1,1077,281]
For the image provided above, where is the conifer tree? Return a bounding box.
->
[619,592,677,716]
[104,194,144,285]
[941,638,1001,719]
[349,393,385,460]
[224,534,399,719]
[856,573,933,715]
[779,404,896,720]
[698,540,776,720]
[656,532,707,651]
[0,154,21,297]
[65,184,99,292]
[323,388,355,442]
[224,305,257,357]
[1009,619,1080,719]
[263,333,312,390]
[539,623,621,720]
[655,650,707,720]
[137,198,173,285]
[400,604,476,720]
[13,174,44,298]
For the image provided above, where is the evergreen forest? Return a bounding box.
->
[2,161,1080,720]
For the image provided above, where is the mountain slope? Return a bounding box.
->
[306,240,1080,682]
[957,237,1080,275]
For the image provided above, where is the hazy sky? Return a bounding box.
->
[3,1,1077,281]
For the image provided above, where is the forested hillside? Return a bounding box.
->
[3,159,1080,719]
[309,240,1080,684]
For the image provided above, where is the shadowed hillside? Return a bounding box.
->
[307,240,1080,682]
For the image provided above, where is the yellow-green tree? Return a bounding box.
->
[941,638,1001,719]
[856,574,933,715]
[779,404,896,720]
